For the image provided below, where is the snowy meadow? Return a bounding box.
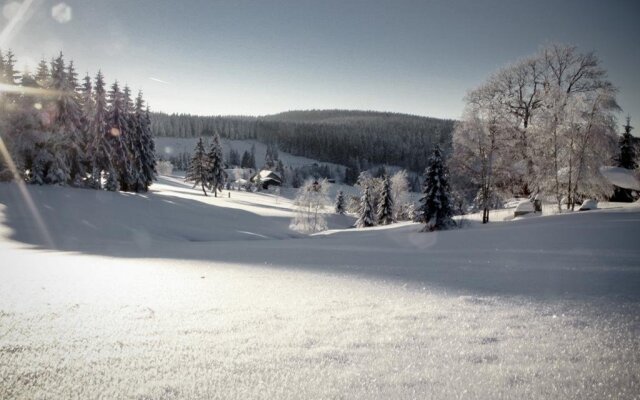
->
[1,177,639,399]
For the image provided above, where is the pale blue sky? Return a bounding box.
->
[4,0,640,125]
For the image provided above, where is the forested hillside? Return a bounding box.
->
[150,110,454,173]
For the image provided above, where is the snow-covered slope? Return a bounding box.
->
[1,179,639,399]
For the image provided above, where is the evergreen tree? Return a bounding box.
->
[35,58,50,88]
[2,50,18,85]
[89,71,110,189]
[207,133,225,197]
[228,148,240,166]
[186,138,209,196]
[612,117,638,201]
[416,146,454,231]
[376,175,394,225]
[79,74,94,175]
[136,99,156,191]
[106,81,132,190]
[335,190,345,214]
[617,116,637,170]
[240,150,252,168]
[249,144,256,169]
[355,186,375,228]
[62,59,85,185]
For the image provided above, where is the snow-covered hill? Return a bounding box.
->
[1,179,639,399]
[155,137,346,170]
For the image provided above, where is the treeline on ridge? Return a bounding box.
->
[150,110,454,174]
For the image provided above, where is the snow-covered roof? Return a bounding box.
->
[514,200,534,213]
[253,170,282,182]
[600,166,640,191]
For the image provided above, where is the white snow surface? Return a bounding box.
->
[1,177,639,399]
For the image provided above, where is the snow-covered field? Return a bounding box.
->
[1,177,639,399]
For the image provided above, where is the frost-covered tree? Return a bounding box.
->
[186,138,209,196]
[140,103,157,190]
[207,133,225,197]
[106,81,132,191]
[355,186,375,228]
[290,179,330,233]
[417,146,454,231]
[89,71,111,189]
[390,169,410,220]
[376,175,394,225]
[334,190,345,214]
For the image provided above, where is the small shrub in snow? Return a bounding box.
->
[290,179,330,233]
[156,160,174,176]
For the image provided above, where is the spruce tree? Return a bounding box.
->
[240,150,252,168]
[416,146,454,232]
[207,133,225,197]
[106,81,132,190]
[612,117,638,201]
[89,71,110,189]
[35,58,50,88]
[143,105,157,188]
[376,175,394,225]
[335,190,345,214]
[617,117,637,170]
[249,144,256,169]
[2,50,18,85]
[128,94,156,192]
[356,186,375,228]
[79,74,94,176]
[186,138,209,196]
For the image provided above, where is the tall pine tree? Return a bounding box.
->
[106,81,132,191]
[207,133,225,197]
[186,138,209,196]
[376,175,394,225]
[612,117,638,202]
[356,186,375,228]
[617,117,637,170]
[89,71,110,189]
[416,146,454,231]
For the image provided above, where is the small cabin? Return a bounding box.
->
[251,170,283,190]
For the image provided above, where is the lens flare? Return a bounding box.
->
[0,136,54,248]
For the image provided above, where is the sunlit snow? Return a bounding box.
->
[0,177,638,399]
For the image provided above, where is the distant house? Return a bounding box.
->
[251,170,283,190]
[600,166,640,202]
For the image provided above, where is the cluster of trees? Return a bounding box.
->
[150,110,454,175]
[185,134,226,196]
[350,169,414,227]
[0,50,156,191]
[452,44,622,222]
[348,147,454,231]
